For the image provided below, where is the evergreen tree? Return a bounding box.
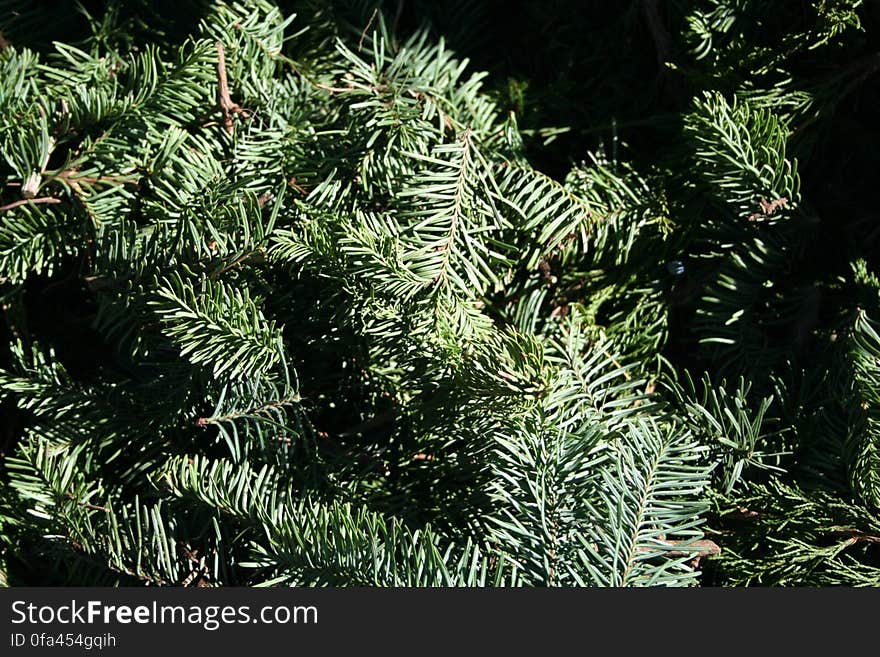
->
[0,0,877,586]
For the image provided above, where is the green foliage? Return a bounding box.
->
[0,0,879,588]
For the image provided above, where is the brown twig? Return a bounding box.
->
[288,177,309,195]
[0,197,62,213]
[651,539,721,558]
[65,492,110,513]
[359,8,378,52]
[747,196,789,222]
[209,250,264,280]
[180,545,213,588]
[600,345,633,381]
[215,42,249,134]
[54,168,139,192]
[82,275,119,293]
[829,528,880,545]
[637,538,721,569]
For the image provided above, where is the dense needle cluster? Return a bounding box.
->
[0,0,878,586]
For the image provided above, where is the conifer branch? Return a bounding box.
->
[0,197,62,213]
